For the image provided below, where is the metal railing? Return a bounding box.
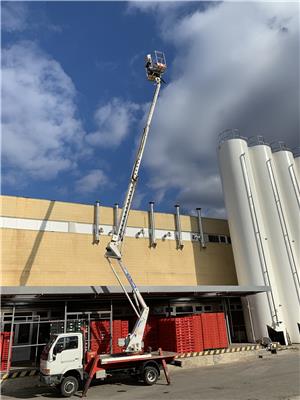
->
[218,129,248,147]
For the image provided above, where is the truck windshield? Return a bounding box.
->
[40,335,57,360]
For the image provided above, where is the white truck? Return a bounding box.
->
[40,331,175,397]
[39,52,176,397]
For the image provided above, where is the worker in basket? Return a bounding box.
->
[145,54,166,81]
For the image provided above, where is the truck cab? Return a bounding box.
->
[40,333,84,396]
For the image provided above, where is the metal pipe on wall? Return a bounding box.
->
[113,203,119,235]
[34,316,40,366]
[222,298,232,345]
[64,302,67,333]
[110,301,113,354]
[7,306,15,373]
[174,205,184,250]
[149,202,157,248]
[196,208,206,248]
[93,201,100,244]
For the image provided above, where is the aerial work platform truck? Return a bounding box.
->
[39,51,176,397]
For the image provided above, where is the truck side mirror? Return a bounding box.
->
[53,344,63,355]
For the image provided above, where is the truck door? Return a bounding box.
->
[53,336,82,370]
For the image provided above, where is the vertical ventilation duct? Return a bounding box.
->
[148,202,157,248]
[196,207,206,248]
[113,203,119,235]
[93,201,100,244]
[174,205,184,250]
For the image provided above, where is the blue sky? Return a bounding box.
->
[2,1,299,217]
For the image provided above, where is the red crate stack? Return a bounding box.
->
[158,316,200,353]
[201,313,228,350]
[143,317,159,350]
[112,320,129,353]
[1,332,13,372]
[216,313,228,348]
[157,317,175,352]
[90,320,110,354]
[201,313,220,350]
[191,315,204,352]
[90,320,129,354]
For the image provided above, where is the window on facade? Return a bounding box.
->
[165,307,173,313]
[37,311,48,318]
[51,311,64,318]
[227,236,231,244]
[17,324,31,344]
[208,235,219,243]
[219,235,226,243]
[176,306,193,313]
[204,305,212,311]
[195,306,203,312]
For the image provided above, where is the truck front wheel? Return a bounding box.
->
[143,366,159,385]
[60,376,79,397]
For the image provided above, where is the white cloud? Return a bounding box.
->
[86,98,140,148]
[1,2,28,32]
[128,1,183,14]
[2,41,85,181]
[139,2,299,216]
[75,169,108,193]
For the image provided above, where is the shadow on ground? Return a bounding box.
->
[1,374,168,399]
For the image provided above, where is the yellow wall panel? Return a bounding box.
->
[1,196,230,235]
[1,196,236,287]
[1,229,237,287]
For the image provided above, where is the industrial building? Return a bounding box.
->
[1,194,268,367]
[1,131,299,372]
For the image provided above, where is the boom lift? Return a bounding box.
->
[39,52,175,398]
[106,50,167,353]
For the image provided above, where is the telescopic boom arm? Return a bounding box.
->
[105,52,166,353]
[106,78,161,260]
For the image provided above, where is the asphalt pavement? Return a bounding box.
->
[1,349,300,400]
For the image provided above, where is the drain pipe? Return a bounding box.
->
[196,208,206,248]
[246,296,256,342]
[149,202,157,247]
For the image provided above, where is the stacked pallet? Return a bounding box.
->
[143,317,159,350]
[90,320,129,354]
[191,314,204,351]
[0,332,13,372]
[90,320,110,354]
[201,313,220,349]
[141,313,228,353]
[193,313,228,350]
[216,313,228,348]
[113,320,129,353]
[158,316,199,353]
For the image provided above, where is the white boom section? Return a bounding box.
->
[105,75,163,353]
[106,77,161,259]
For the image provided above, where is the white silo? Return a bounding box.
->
[271,143,300,272]
[294,151,300,182]
[248,139,300,343]
[218,131,286,342]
